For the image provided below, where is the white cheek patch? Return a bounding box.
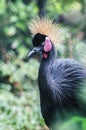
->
[44,37,52,52]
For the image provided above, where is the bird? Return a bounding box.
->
[27,17,86,130]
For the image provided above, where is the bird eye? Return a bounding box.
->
[42,42,45,46]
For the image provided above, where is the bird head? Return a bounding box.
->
[28,17,62,59]
[28,33,52,58]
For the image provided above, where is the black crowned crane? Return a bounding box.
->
[27,17,86,130]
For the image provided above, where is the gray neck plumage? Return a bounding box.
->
[38,44,57,127]
[38,44,57,94]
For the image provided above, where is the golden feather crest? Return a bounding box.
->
[29,17,62,45]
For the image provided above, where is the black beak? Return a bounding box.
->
[28,46,42,58]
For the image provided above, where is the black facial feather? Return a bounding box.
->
[32,33,46,46]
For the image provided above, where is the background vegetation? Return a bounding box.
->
[0,0,86,130]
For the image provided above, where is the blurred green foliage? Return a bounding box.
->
[0,0,86,130]
[0,90,44,130]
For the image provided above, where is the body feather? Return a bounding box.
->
[38,45,86,127]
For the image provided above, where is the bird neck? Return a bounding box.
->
[38,44,57,126]
[38,44,57,93]
[42,44,57,65]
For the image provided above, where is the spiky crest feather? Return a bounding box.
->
[29,17,62,45]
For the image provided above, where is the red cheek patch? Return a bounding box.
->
[43,53,48,58]
[44,37,52,52]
